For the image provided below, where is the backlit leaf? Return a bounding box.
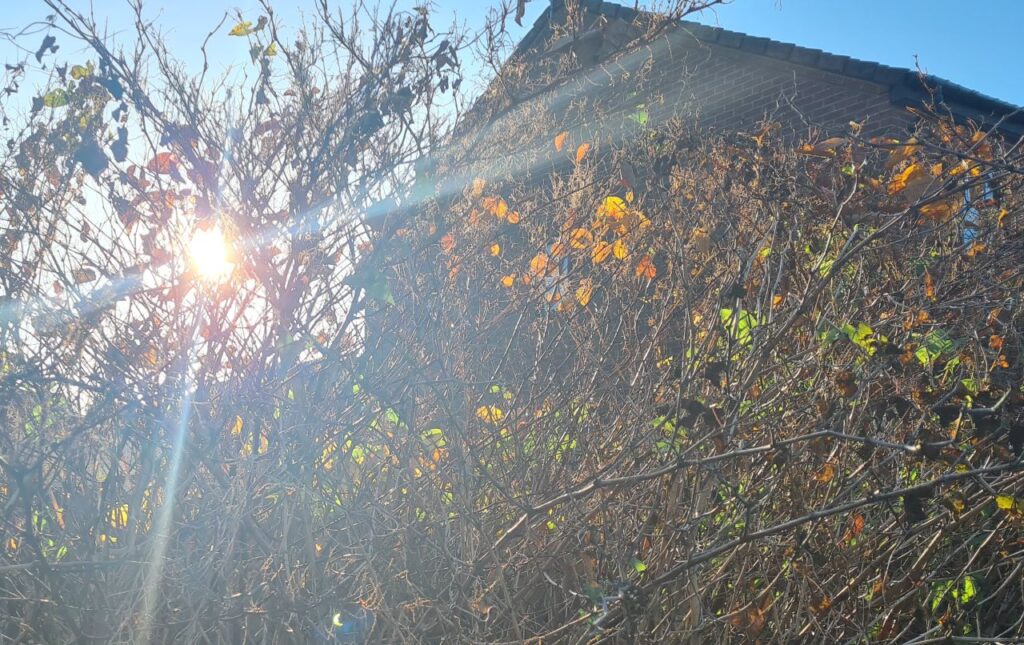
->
[476,405,504,425]
[575,279,593,307]
[554,131,568,152]
[147,152,178,175]
[598,196,627,220]
[888,162,926,194]
[569,228,593,249]
[501,274,515,287]
[231,415,243,435]
[635,255,656,280]
[575,143,591,164]
[592,240,612,264]
[612,238,628,260]
[529,253,549,277]
[229,20,255,36]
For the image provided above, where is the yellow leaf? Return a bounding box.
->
[575,279,594,307]
[110,503,129,528]
[228,20,255,36]
[575,143,591,164]
[592,240,612,264]
[489,243,501,256]
[501,274,516,288]
[569,227,593,249]
[998,208,1008,228]
[231,415,244,435]
[258,431,269,455]
[554,131,568,152]
[625,190,634,203]
[598,196,627,220]
[265,42,278,56]
[996,495,1019,512]
[145,346,158,366]
[476,405,504,425]
[529,253,549,277]
[612,238,628,260]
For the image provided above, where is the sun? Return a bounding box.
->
[188,225,234,282]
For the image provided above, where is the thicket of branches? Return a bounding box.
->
[2,1,1023,643]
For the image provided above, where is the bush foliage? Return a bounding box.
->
[1,1,1023,642]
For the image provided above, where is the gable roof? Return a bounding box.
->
[511,0,1023,136]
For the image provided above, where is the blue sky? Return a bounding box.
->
[3,0,1022,106]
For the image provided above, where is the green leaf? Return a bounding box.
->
[842,322,877,355]
[630,557,647,573]
[954,576,977,604]
[43,89,70,108]
[720,308,758,346]
[628,104,649,126]
[915,329,956,366]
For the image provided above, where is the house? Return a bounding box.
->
[444,0,1022,191]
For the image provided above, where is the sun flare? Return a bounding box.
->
[188,226,234,282]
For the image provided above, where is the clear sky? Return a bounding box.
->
[3,0,1022,106]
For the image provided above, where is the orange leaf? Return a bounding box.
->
[506,210,520,224]
[501,274,515,288]
[592,240,612,264]
[147,152,179,175]
[918,199,957,222]
[569,228,593,249]
[924,269,935,300]
[966,242,986,257]
[635,255,656,280]
[888,162,926,194]
[575,143,591,164]
[815,462,836,483]
[554,131,568,152]
[439,232,456,253]
[489,243,501,256]
[550,241,567,257]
